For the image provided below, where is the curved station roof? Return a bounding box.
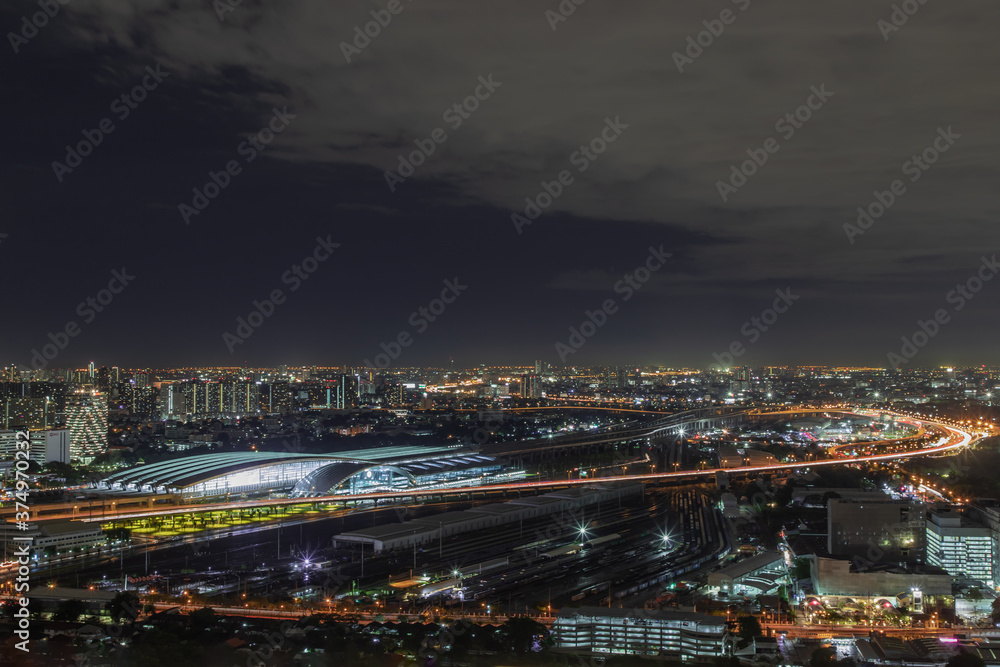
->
[98,445,498,498]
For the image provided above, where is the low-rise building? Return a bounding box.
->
[810,556,951,600]
[0,520,104,558]
[708,551,786,595]
[552,606,727,659]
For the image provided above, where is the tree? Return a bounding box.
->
[52,599,87,622]
[501,616,550,654]
[811,646,836,667]
[188,606,217,631]
[737,615,763,640]
[948,652,986,667]
[991,597,1000,623]
[714,657,742,667]
[792,558,811,580]
[107,591,140,624]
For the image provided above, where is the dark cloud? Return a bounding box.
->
[1,0,998,369]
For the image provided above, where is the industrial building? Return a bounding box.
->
[0,520,104,558]
[827,497,926,562]
[810,556,951,600]
[334,484,643,552]
[551,607,727,659]
[707,551,786,595]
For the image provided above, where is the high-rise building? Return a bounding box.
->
[534,360,543,375]
[65,391,108,462]
[382,381,404,407]
[603,366,627,388]
[258,381,291,414]
[96,366,111,392]
[926,509,994,586]
[159,383,188,420]
[113,382,158,419]
[0,382,65,430]
[335,374,359,410]
[520,374,542,399]
[180,379,259,417]
[88,361,95,384]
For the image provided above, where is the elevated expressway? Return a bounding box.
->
[24,406,975,526]
[480,406,750,463]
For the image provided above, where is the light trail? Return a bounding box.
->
[7,408,978,526]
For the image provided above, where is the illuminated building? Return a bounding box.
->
[520,373,542,398]
[2,428,73,464]
[0,382,65,429]
[65,390,108,462]
[258,381,291,414]
[97,446,516,500]
[335,373,358,409]
[926,509,994,587]
[552,607,726,659]
[382,381,404,406]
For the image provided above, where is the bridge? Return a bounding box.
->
[480,406,750,463]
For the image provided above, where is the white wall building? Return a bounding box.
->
[926,509,994,587]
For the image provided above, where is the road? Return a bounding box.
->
[40,407,974,525]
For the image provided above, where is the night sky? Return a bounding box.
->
[2,0,998,370]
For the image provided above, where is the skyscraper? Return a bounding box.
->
[65,390,108,462]
[96,366,111,392]
[1,382,65,430]
[335,373,359,409]
[520,374,542,399]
